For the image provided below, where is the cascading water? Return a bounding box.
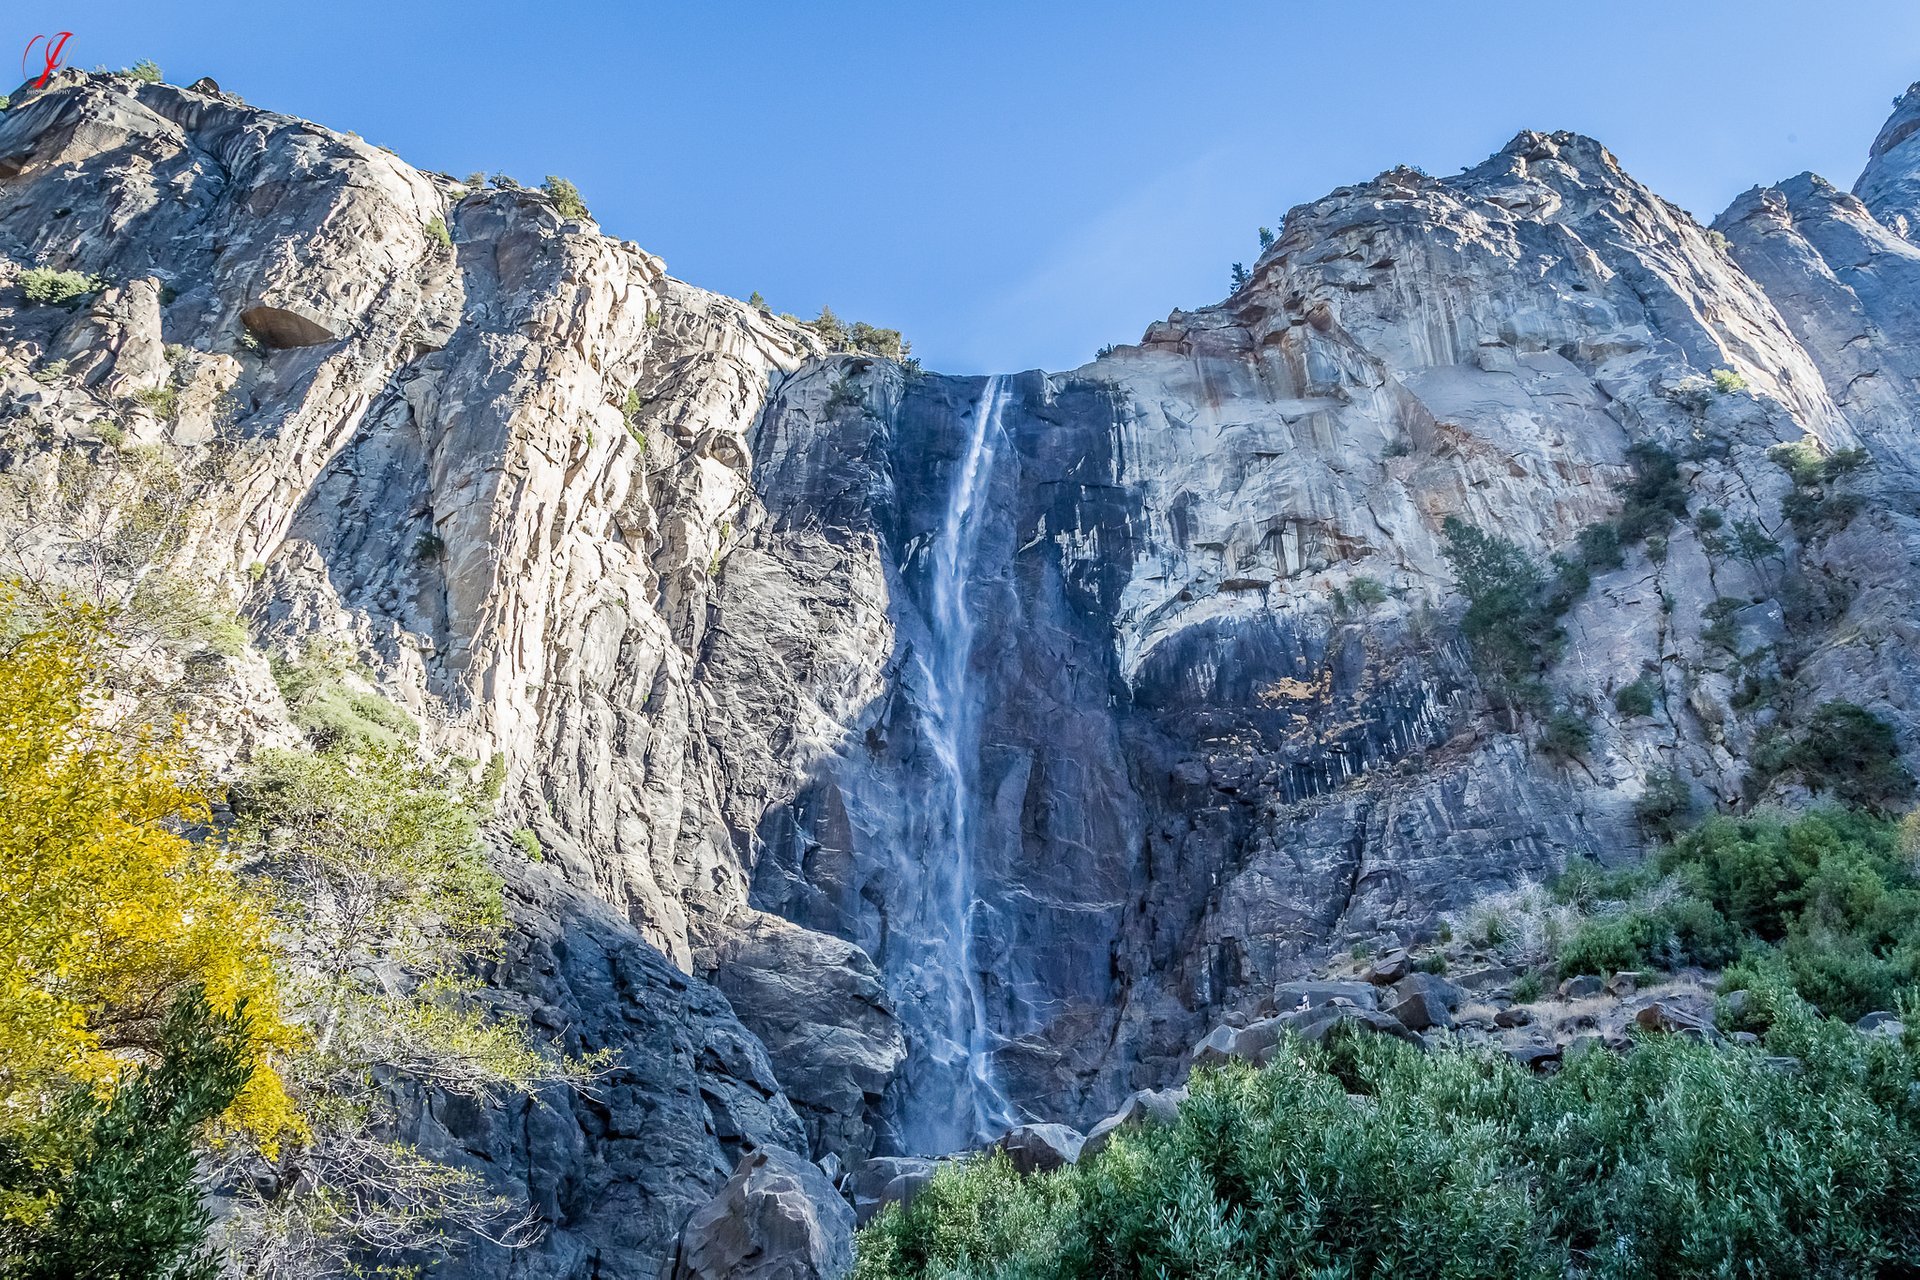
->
[896,373,1018,1152]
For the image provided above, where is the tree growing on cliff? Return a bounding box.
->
[217,746,605,1274]
[0,594,299,1266]
[541,175,590,221]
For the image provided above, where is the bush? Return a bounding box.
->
[1781,701,1915,812]
[511,827,542,861]
[1633,767,1693,838]
[1348,575,1388,606]
[1575,522,1623,570]
[1549,808,1920,1021]
[541,175,589,220]
[1711,367,1748,394]
[1614,442,1689,544]
[1539,708,1592,760]
[270,646,418,755]
[425,215,452,248]
[122,60,163,83]
[858,1016,1920,1279]
[1613,674,1657,718]
[4,988,258,1280]
[19,267,104,306]
[1441,516,1564,713]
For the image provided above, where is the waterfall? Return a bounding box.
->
[899,373,1017,1151]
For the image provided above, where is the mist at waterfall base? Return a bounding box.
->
[886,374,1020,1155]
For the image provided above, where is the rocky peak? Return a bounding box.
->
[1856,79,1920,233]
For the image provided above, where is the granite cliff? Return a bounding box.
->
[4,66,1920,1276]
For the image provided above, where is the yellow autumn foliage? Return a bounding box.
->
[0,600,301,1150]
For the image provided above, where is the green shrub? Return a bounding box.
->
[824,377,865,417]
[858,1013,1920,1279]
[1539,708,1592,761]
[1441,516,1563,714]
[542,175,589,220]
[1550,808,1920,1021]
[1576,522,1623,570]
[510,827,542,861]
[1614,442,1689,544]
[413,530,445,562]
[1702,595,1744,652]
[293,687,418,755]
[122,60,163,83]
[1613,674,1657,718]
[847,322,909,360]
[2,988,255,1280]
[481,752,508,805]
[425,215,452,248]
[19,268,104,307]
[271,646,418,756]
[1711,367,1748,394]
[128,575,248,657]
[1348,575,1388,606]
[1633,767,1693,838]
[1780,701,1916,812]
[133,384,179,421]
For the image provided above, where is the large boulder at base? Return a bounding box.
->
[1189,1016,1291,1069]
[1634,998,1719,1041]
[1268,980,1380,1014]
[847,1156,942,1226]
[672,1148,854,1280]
[993,1123,1086,1174]
[1082,1087,1189,1158]
[1281,1002,1427,1048]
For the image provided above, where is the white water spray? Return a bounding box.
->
[908,373,1016,1146]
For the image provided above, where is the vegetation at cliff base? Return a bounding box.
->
[858,1000,1920,1279]
[859,804,1920,1278]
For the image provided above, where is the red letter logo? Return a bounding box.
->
[21,33,72,90]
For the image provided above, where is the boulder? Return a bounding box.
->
[1367,949,1412,983]
[1634,1000,1719,1041]
[1507,1043,1562,1071]
[1386,988,1452,1033]
[993,1123,1086,1175]
[1271,980,1380,1013]
[1190,1016,1290,1069]
[1392,972,1463,1011]
[1282,1003,1426,1048]
[1082,1087,1188,1158]
[1606,971,1644,997]
[847,1156,941,1226]
[1494,1006,1532,1028]
[1856,1010,1903,1034]
[1565,1034,1605,1062]
[1453,965,1523,992]
[1558,975,1604,999]
[672,1148,855,1280]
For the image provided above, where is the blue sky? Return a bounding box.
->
[14,2,1920,373]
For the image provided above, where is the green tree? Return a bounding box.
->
[4,989,255,1280]
[541,175,589,220]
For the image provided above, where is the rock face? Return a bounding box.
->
[389,863,818,1279]
[10,65,1920,1277]
[671,1149,855,1280]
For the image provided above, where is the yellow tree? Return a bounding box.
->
[0,599,299,1176]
